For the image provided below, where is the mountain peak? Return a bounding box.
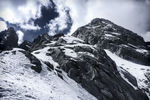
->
[90,18,113,26]
[72,18,150,66]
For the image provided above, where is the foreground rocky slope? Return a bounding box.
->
[0,48,96,100]
[0,18,150,100]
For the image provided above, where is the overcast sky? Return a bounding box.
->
[0,0,150,43]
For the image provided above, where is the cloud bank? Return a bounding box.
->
[0,0,72,41]
[64,0,150,41]
[0,0,149,41]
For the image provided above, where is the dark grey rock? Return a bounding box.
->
[121,68,138,87]
[72,18,150,66]
[0,27,18,51]
[20,50,42,73]
[19,40,32,51]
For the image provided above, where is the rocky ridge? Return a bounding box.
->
[72,18,150,66]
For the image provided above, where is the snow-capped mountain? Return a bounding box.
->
[0,18,150,100]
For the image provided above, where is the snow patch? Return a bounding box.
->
[63,48,77,58]
[105,34,115,37]
[61,35,84,44]
[136,49,148,54]
[32,47,59,73]
[105,50,150,98]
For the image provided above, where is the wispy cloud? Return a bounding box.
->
[48,0,72,35]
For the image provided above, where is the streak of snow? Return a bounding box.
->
[64,43,96,51]
[61,35,84,43]
[111,32,120,35]
[105,34,115,37]
[105,50,150,98]
[63,48,77,58]
[45,41,56,46]
[136,49,148,54]
[32,47,59,74]
[78,52,95,58]
[127,43,137,48]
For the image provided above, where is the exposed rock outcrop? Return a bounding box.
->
[0,27,18,51]
[31,35,148,100]
[19,40,32,51]
[20,50,42,73]
[72,18,150,66]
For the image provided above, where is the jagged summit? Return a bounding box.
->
[90,18,114,26]
[72,18,150,66]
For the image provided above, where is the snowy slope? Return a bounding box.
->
[0,48,97,100]
[105,50,150,98]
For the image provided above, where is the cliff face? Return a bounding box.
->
[0,18,150,100]
[72,18,150,66]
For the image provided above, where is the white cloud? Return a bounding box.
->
[20,24,41,31]
[0,21,7,32]
[0,0,43,24]
[142,32,150,41]
[16,30,24,44]
[48,0,70,35]
[64,0,88,34]
[0,8,17,23]
[17,1,42,22]
[38,0,51,7]
[0,0,45,30]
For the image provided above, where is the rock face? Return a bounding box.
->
[30,33,64,51]
[0,27,18,51]
[19,40,32,51]
[31,35,148,100]
[72,18,150,66]
[20,50,42,73]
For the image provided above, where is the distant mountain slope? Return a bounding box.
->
[105,50,150,98]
